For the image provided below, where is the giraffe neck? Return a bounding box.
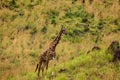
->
[50,31,63,49]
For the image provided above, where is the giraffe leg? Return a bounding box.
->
[35,63,38,72]
[38,62,42,77]
[46,61,49,70]
[38,65,40,77]
[41,63,45,76]
[44,61,49,75]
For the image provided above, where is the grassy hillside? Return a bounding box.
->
[0,0,120,80]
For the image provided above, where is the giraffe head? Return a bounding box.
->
[61,26,67,35]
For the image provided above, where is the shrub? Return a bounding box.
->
[47,10,59,19]
[97,19,104,30]
[65,10,73,18]
[25,21,37,35]
[46,10,59,25]
[103,0,113,5]
[27,4,34,10]
[64,5,87,19]
[51,18,57,25]
[29,49,38,58]
[3,0,18,10]
[72,0,77,4]
[41,26,47,34]
[30,26,37,35]
[18,10,24,16]
[10,14,18,21]
[117,24,120,31]
[113,18,119,26]
[82,17,88,23]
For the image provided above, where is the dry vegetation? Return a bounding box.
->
[0,0,120,80]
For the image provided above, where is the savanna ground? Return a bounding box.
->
[0,0,120,80]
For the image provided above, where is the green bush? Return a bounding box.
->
[103,0,113,4]
[29,49,38,58]
[41,26,47,34]
[72,0,77,4]
[30,26,37,35]
[47,10,59,19]
[10,14,18,21]
[97,19,104,30]
[46,10,59,25]
[3,0,18,10]
[51,18,57,25]
[64,5,87,19]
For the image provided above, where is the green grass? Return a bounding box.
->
[44,49,120,80]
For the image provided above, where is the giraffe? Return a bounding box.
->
[35,26,66,77]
